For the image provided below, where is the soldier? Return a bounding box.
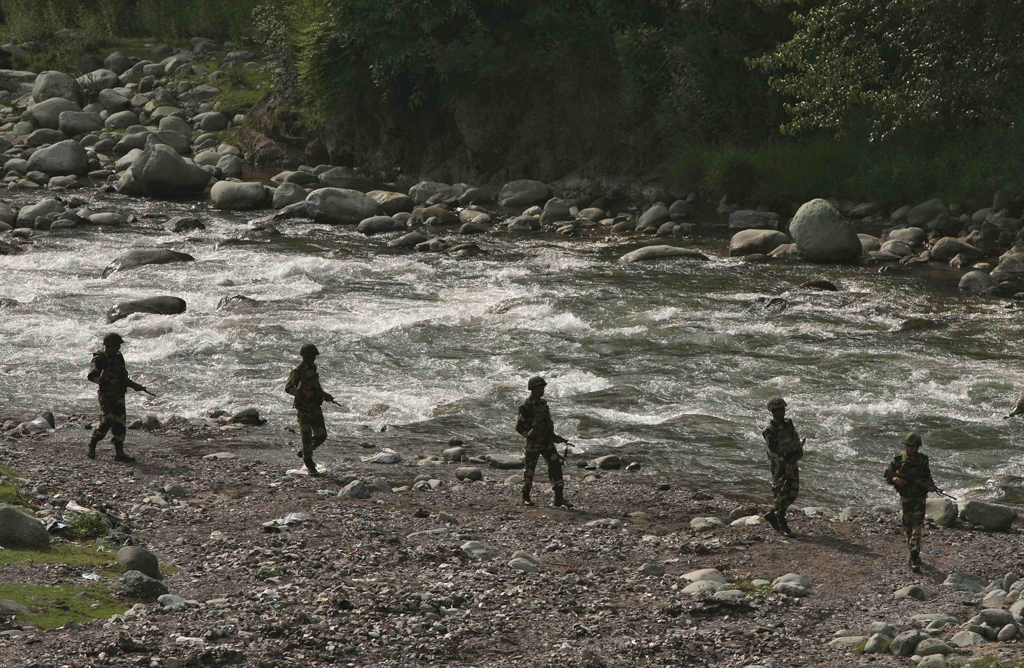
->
[515,376,573,508]
[86,333,149,462]
[884,432,937,573]
[285,343,334,477]
[762,396,805,537]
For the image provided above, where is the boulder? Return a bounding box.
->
[789,199,862,262]
[306,188,383,225]
[729,229,789,257]
[231,408,264,425]
[498,179,551,208]
[880,240,913,257]
[962,500,1016,531]
[592,455,621,470]
[728,210,781,230]
[26,140,88,176]
[216,154,244,178]
[158,115,192,137]
[460,541,491,561]
[541,197,572,225]
[102,248,195,278]
[29,97,80,129]
[407,180,447,204]
[949,631,985,647]
[16,198,64,226]
[272,183,307,209]
[959,270,997,294]
[32,70,80,104]
[391,232,429,248]
[908,199,948,228]
[978,607,1015,627]
[115,570,168,602]
[507,215,540,232]
[991,252,1024,283]
[889,630,923,657]
[211,181,267,210]
[925,497,958,526]
[455,467,483,482]
[0,506,49,549]
[367,190,414,215]
[637,204,670,230]
[164,216,205,233]
[107,296,187,323]
[26,128,67,147]
[90,212,128,226]
[930,237,963,262]
[0,69,37,93]
[617,245,709,264]
[58,110,103,136]
[356,215,400,235]
[771,573,812,596]
[341,480,371,499]
[104,52,132,75]
[146,131,191,155]
[442,447,466,462]
[116,546,160,579]
[915,639,952,657]
[98,89,131,112]
[829,636,868,651]
[80,68,119,92]
[126,144,212,197]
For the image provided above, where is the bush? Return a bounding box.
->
[66,512,110,541]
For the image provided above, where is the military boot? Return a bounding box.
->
[910,550,921,573]
[87,439,98,460]
[113,444,135,463]
[552,488,574,509]
[763,509,781,532]
[777,513,795,538]
[304,456,319,477]
[522,489,534,506]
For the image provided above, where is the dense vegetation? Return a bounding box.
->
[1,0,1023,206]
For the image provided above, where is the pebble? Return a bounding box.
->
[508,557,540,573]
[203,452,235,460]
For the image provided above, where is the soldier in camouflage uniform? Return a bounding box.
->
[515,376,573,508]
[285,343,334,477]
[884,432,937,573]
[762,396,804,537]
[87,333,148,462]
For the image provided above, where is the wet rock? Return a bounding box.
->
[230,408,264,425]
[728,210,781,231]
[391,232,429,248]
[115,570,168,602]
[962,500,1016,531]
[368,190,414,215]
[272,182,306,210]
[26,139,88,176]
[789,199,861,262]
[730,229,789,256]
[591,455,621,470]
[116,546,160,579]
[357,215,400,235]
[102,248,195,278]
[498,180,550,208]
[0,506,49,549]
[617,245,709,264]
[211,181,267,210]
[164,216,204,233]
[16,198,64,226]
[306,187,383,225]
[107,296,186,323]
[123,144,212,197]
[908,199,949,228]
[507,215,540,232]
[925,497,958,526]
[893,317,944,333]
[960,270,997,294]
[455,467,482,482]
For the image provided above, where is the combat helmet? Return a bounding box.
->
[766,396,787,411]
[527,376,547,390]
[300,342,319,357]
[903,432,923,448]
[103,332,124,347]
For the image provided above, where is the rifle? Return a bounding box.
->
[884,469,955,500]
[557,439,577,462]
[135,386,156,399]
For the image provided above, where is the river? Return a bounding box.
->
[2,189,1023,510]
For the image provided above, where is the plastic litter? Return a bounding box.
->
[361,449,401,464]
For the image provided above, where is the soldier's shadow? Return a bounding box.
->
[795,533,882,558]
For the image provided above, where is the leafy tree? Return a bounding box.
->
[755,0,1024,140]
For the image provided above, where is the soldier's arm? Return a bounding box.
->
[883,456,900,486]
[515,405,530,436]
[921,458,937,489]
[87,355,103,384]
[284,368,300,396]
[791,421,805,460]
[762,426,781,459]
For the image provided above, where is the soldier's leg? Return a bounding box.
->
[543,449,573,508]
[309,407,327,452]
[111,398,133,462]
[298,412,314,458]
[909,498,925,554]
[901,498,915,548]
[91,397,113,444]
[522,450,540,496]
[783,466,800,513]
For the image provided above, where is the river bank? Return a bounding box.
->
[2,426,1024,667]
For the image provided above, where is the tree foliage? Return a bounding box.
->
[755,0,1024,140]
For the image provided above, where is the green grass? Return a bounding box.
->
[0,459,34,511]
[0,543,117,572]
[0,583,129,629]
[725,580,771,594]
[213,69,273,118]
[970,658,1024,668]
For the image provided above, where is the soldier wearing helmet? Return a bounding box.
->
[515,376,573,508]
[285,342,334,476]
[884,432,937,572]
[761,396,805,537]
[86,333,149,462]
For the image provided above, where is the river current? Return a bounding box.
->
[2,191,1024,510]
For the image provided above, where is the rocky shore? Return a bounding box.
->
[0,421,1022,667]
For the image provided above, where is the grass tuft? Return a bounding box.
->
[0,543,117,571]
[0,583,129,629]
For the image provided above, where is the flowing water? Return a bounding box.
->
[3,189,1024,509]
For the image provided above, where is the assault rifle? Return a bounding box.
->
[884,469,955,500]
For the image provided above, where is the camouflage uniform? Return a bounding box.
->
[763,416,803,515]
[87,349,143,452]
[516,396,564,495]
[885,449,934,554]
[285,360,327,458]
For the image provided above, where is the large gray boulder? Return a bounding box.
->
[105,110,140,130]
[211,181,267,210]
[637,204,670,230]
[32,70,80,104]
[408,180,447,204]
[889,630,924,657]
[29,97,81,129]
[98,88,131,112]
[216,154,244,178]
[963,500,1016,531]
[146,130,191,155]
[0,506,49,549]
[272,182,307,209]
[367,190,414,215]
[789,199,862,262]
[498,180,551,208]
[0,69,37,93]
[730,229,790,257]
[102,248,196,278]
[80,68,119,92]
[925,497,958,527]
[959,270,997,294]
[306,188,383,225]
[26,140,88,176]
[357,215,400,235]
[107,296,187,323]
[126,144,212,197]
[104,52,132,75]
[157,115,192,137]
[908,199,949,228]
[618,245,709,264]
[116,546,160,579]
[115,570,168,601]
[728,210,781,230]
[58,110,103,136]
[992,252,1024,283]
[887,227,927,246]
[16,198,64,227]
